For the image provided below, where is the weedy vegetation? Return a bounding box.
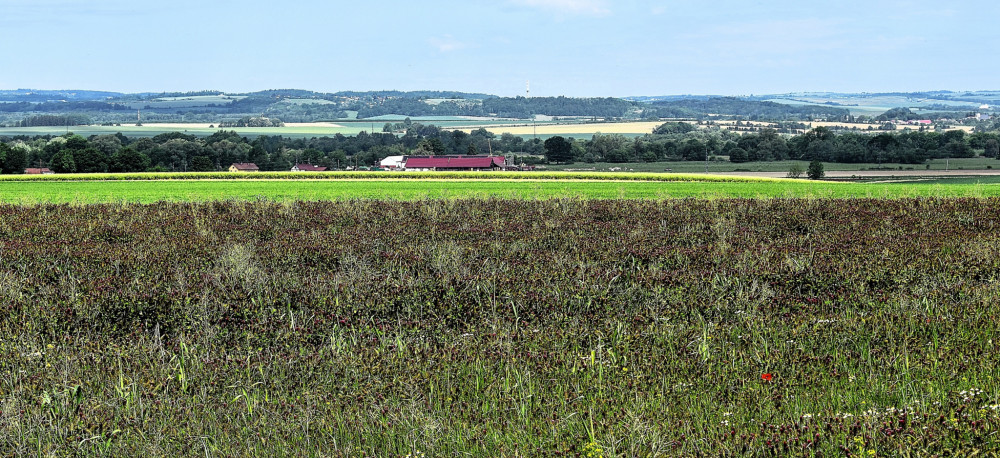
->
[2,198,1000,455]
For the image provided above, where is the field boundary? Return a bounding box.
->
[0,171,815,183]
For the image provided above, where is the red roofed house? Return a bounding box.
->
[291,164,328,172]
[403,155,506,172]
[24,168,54,175]
[229,163,260,172]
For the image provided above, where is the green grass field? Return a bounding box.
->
[0,176,997,203]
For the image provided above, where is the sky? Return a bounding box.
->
[1,0,998,97]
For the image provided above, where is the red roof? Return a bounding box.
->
[405,156,505,169]
[24,168,53,174]
[293,164,327,172]
[230,163,259,171]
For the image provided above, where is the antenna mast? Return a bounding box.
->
[527,81,536,141]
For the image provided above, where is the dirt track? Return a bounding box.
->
[715,169,1000,179]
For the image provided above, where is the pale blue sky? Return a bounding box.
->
[1,0,997,96]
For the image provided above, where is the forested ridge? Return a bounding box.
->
[0,89,875,126]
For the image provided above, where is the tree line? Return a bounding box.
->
[540,124,1000,165]
[352,96,636,119]
[641,98,851,121]
[0,124,545,174]
[2,122,998,174]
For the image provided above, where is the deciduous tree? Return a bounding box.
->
[543,136,573,163]
[807,160,825,180]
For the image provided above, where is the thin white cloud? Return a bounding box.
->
[428,35,471,53]
[0,0,141,25]
[508,0,611,17]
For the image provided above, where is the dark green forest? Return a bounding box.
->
[643,98,851,121]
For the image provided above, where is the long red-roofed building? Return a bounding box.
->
[291,164,328,172]
[403,155,505,171]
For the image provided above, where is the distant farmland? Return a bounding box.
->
[455,121,664,137]
[121,94,246,109]
[707,120,975,135]
[0,123,369,139]
[0,116,977,141]
[0,120,661,139]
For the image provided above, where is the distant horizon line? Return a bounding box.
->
[3,88,1000,99]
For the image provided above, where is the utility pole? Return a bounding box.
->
[529,80,536,142]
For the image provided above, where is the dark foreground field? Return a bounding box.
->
[2,199,1000,456]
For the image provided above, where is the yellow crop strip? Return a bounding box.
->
[0,170,814,183]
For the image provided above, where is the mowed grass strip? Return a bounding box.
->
[0,171,793,182]
[0,178,997,203]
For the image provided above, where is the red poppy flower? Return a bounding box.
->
[761,373,773,381]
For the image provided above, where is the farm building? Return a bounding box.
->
[291,164,328,172]
[229,163,259,172]
[403,155,506,172]
[24,168,54,175]
[380,155,406,170]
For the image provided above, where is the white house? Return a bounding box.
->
[379,156,406,170]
